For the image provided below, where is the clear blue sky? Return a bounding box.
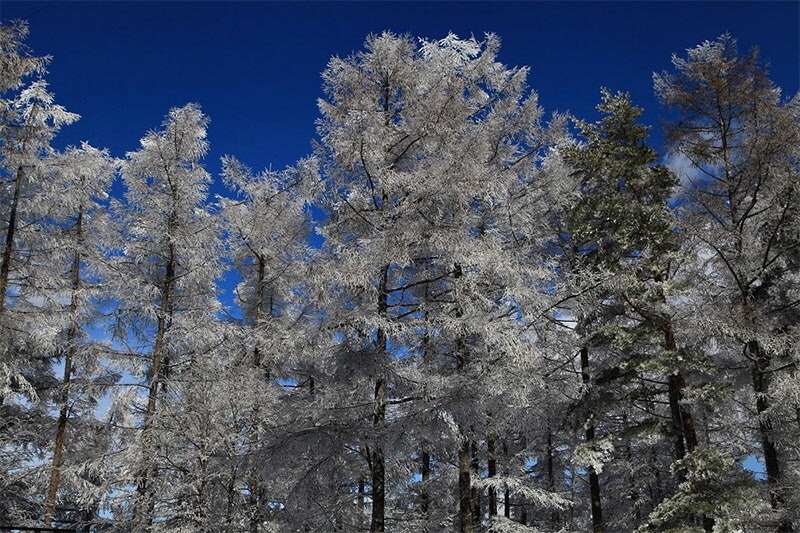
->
[2,1,798,194]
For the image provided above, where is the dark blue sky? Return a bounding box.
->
[2,1,798,192]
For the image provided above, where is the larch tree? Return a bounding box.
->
[0,20,80,523]
[218,155,314,531]
[314,31,567,532]
[108,104,223,530]
[38,143,117,528]
[655,34,800,532]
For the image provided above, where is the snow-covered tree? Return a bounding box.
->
[0,21,81,523]
[655,34,800,532]
[107,103,223,530]
[313,31,567,532]
[37,143,117,528]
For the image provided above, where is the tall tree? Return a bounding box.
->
[39,143,117,527]
[109,104,222,530]
[314,31,566,532]
[0,21,80,523]
[655,34,800,531]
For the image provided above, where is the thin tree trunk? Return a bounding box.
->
[0,165,23,319]
[44,206,84,526]
[358,474,366,529]
[421,448,430,516]
[750,341,791,533]
[487,429,497,517]
[663,322,699,454]
[580,347,604,533]
[663,320,713,531]
[249,256,267,533]
[471,440,481,526]
[503,441,510,520]
[370,265,388,532]
[133,246,175,530]
[459,439,473,533]
[453,263,473,533]
[547,427,558,527]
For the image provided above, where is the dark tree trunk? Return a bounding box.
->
[370,265,389,532]
[421,449,430,515]
[487,429,497,517]
[471,440,481,526]
[750,341,791,533]
[459,439,473,533]
[133,247,175,530]
[580,347,604,533]
[0,166,23,319]
[44,207,84,527]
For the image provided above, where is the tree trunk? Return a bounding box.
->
[487,429,497,517]
[44,206,84,527]
[421,448,430,516]
[370,265,389,532]
[459,439,473,533]
[249,256,267,533]
[370,379,386,532]
[0,166,24,320]
[471,440,481,526]
[580,347,604,533]
[133,247,175,530]
[750,341,791,533]
[546,427,558,527]
[503,440,510,520]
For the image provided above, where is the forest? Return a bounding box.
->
[0,19,798,533]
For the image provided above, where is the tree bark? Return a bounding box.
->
[459,439,473,533]
[750,341,791,533]
[487,429,497,517]
[471,440,481,526]
[580,347,604,533]
[370,265,389,532]
[0,165,24,320]
[44,206,84,527]
[421,448,430,516]
[133,246,175,530]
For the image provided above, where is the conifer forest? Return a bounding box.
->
[0,17,799,533]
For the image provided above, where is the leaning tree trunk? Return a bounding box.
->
[44,206,84,527]
[0,165,23,320]
[132,246,175,530]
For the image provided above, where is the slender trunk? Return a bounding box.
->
[0,165,23,319]
[44,206,84,526]
[667,376,687,460]
[358,475,366,529]
[371,379,386,532]
[370,265,388,532]
[421,448,430,515]
[503,441,510,520]
[547,428,558,526]
[471,440,481,526]
[453,263,473,532]
[487,429,497,517]
[249,256,267,533]
[663,322,699,454]
[226,465,236,527]
[459,439,473,533]
[580,347,604,533]
[133,247,175,529]
[750,341,791,533]
[664,321,713,530]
